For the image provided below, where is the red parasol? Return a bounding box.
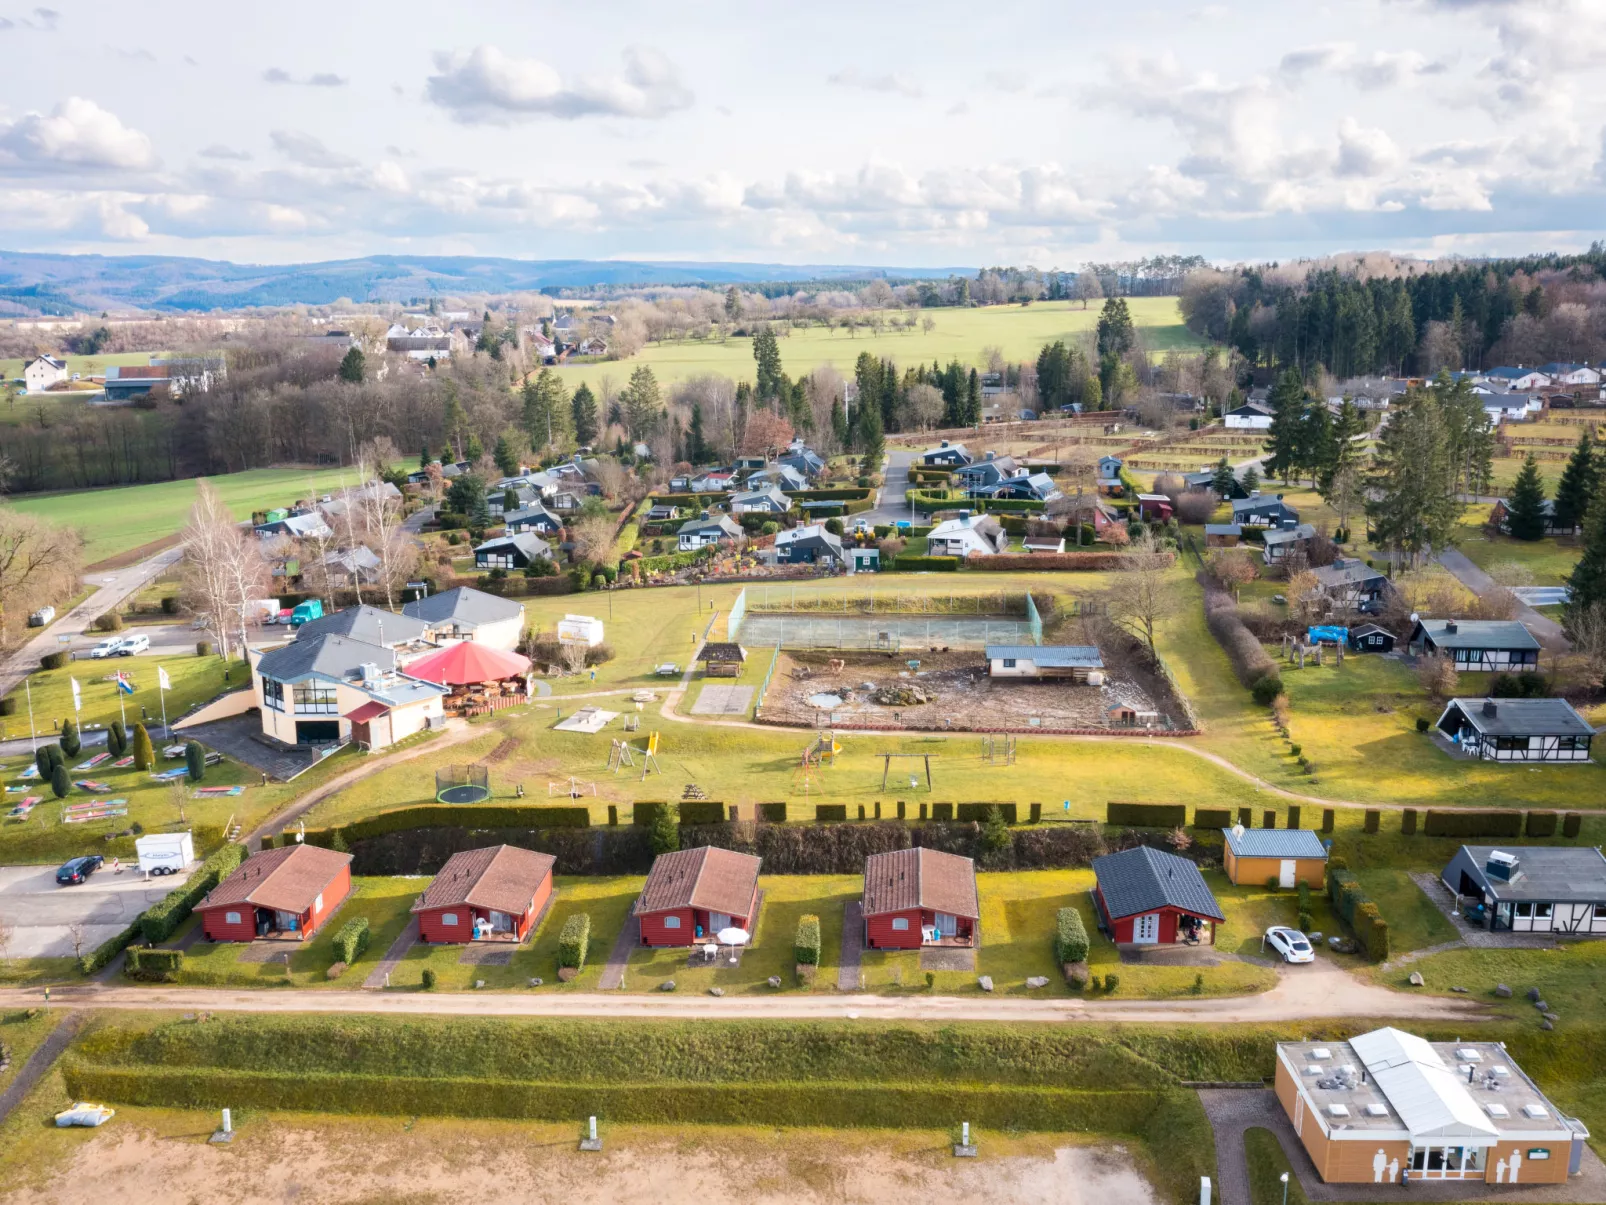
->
[405,641,531,686]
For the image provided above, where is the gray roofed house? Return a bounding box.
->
[729,485,791,514]
[474,532,551,570]
[1441,845,1606,935]
[955,454,1019,490]
[257,631,398,684]
[1092,845,1224,944]
[292,604,429,649]
[981,471,1062,502]
[1223,828,1329,860]
[1434,696,1594,762]
[746,464,809,492]
[1261,522,1317,564]
[1313,557,1389,605]
[503,503,563,535]
[401,587,526,648]
[254,512,334,540]
[677,514,743,550]
[1232,494,1301,527]
[919,440,972,467]
[774,523,844,564]
[321,545,382,585]
[1410,618,1540,671]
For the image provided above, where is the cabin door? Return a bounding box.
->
[1133,913,1160,944]
[1279,860,1297,888]
[709,912,732,934]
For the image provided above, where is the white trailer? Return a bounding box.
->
[135,831,194,876]
[248,598,281,624]
[557,614,605,647]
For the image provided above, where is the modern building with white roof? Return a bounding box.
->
[1275,1026,1584,1186]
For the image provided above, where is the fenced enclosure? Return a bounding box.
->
[435,763,491,804]
[730,586,1045,651]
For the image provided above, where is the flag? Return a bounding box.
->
[117,672,136,696]
[157,665,172,691]
[70,677,81,712]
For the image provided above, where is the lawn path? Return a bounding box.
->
[596,912,640,990]
[362,917,419,990]
[0,1011,83,1127]
[242,719,482,849]
[1,962,1483,1023]
[838,901,864,991]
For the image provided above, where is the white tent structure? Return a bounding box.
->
[1349,1028,1499,1143]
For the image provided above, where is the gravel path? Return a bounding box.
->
[597,912,640,990]
[838,901,864,991]
[0,1011,84,1127]
[362,917,419,989]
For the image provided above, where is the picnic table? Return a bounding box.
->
[655,663,680,677]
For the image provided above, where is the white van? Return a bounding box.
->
[135,831,194,876]
[116,634,150,655]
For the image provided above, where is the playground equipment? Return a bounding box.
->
[879,751,935,791]
[608,731,663,780]
[548,776,597,798]
[980,734,1016,766]
[803,731,841,768]
[435,764,491,804]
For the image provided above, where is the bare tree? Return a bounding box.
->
[359,478,409,609]
[180,481,246,659]
[1106,530,1177,655]
[1568,601,1606,691]
[569,513,617,568]
[168,778,190,824]
[0,510,84,651]
[1206,548,1258,599]
[0,914,12,962]
[67,920,86,961]
[590,457,628,500]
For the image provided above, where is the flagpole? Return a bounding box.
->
[117,673,127,728]
[25,677,36,754]
[159,667,169,739]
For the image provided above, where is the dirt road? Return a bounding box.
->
[0,962,1479,1023]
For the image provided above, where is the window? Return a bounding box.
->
[1536,903,1553,919]
[1594,903,1606,920]
[891,917,909,931]
[1528,1149,1551,1160]
[442,912,458,926]
[663,915,681,929]
[1002,659,1016,669]
[293,681,338,714]
[225,911,241,925]
[314,892,324,913]
[1516,902,1534,918]
[262,678,285,712]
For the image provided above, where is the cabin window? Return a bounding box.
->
[1535,903,1553,919]
[891,917,910,931]
[442,913,458,926]
[262,679,285,711]
[664,915,682,929]
[1594,904,1606,919]
[1528,1149,1551,1160]
[1516,903,1534,918]
[225,911,241,925]
[1002,659,1016,669]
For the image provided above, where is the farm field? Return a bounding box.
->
[2,465,384,565]
[0,352,168,427]
[552,298,1201,394]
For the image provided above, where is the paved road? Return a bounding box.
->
[859,448,916,527]
[0,864,192,957]
[0,960,1483,1023]
[0,546,184,702]
[1437,548,1568,648]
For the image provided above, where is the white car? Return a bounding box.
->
[116,634,150,655]
[1264,926,1315,964]
[88,638,125,659]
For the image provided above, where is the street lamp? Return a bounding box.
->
[1280,1171,1289,1205]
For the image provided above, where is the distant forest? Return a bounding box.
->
[1179,245,1606,379]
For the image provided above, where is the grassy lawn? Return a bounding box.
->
[0,653,244,742]
[1245,1126,1311,1205]
[3,465,389,564]
[1453,507,1583,586]
[0,1007,64,1074]
[550,298,1201,395]
[1370,937,1606,1028]
[167,875,423,988]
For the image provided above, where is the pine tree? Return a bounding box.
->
[570,383,599,447]
[1505,454,1549,541]
[521,368,570,451]
[185,740,206,784]
[1298,399,1333,486]
[1242,465,1261,492]
[752,325,783,401]
[1552,429,1597,535]
[620,366,662,438]
[1210,457,1236,497]
[649,803,680,855]
[724,285,741,321]
[1262,369,1306,482]
[59,718,80,759]
[419,442,431,469]
[494,434,522,477]
[50,762,69,800]
[464,432,484,462]
[966,369,982,425]
[687,403,708,464]
[1096,297,1135,358]
[108,719,127,758]
[857,397,885,477]
[337,346,366,383]
[1365,385,1462,567]
[132,722,154,771]
[1567,496,1606,622]
[830,395,850,451]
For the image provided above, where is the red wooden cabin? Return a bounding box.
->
[635,846,762,947]
[411,844,557,944]
[196,844,353,942]
[1092,845,1224,946]
[862,847,979,950]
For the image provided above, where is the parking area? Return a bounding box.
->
[0,863,192,958]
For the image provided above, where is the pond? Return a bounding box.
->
[807,692,844,710]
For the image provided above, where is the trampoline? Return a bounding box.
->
[436,764,491,804]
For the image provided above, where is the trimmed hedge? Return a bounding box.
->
[1328,869,1389,962]
[1054,907,1089,964]
[1526,811,1558,838]
[1363,810,1379,834]
[332,917,371,965]
[956,803,1015,823]
[1564,813,1582,839]
[1192,809,1232,830]
[756,802,787,823]
[1287,806,1300,829]
[931,803,954,822]
[125,948,185,982]
[890,555,960,572]
[558,913,590,969]
[794,914,821,966]
[40,650,69,670]
[1401,809,1417,836]
[632,802,669,827]
[1107,802,1187,828]
[1423,810,1524,838]
[79,919,143,976]
[139,841,246,944]
[1321,809,1334,834]
[307,805,592,845]
[678,801,727,826]
[963,552,1146,572]
[814,805,848,822]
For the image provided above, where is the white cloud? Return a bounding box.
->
[426,45,693,122]
[269,129,356,170]
[263,67,348,87]
[1335,119,1403,177]
[0,97,155,171]
[0,6,57,31]
[1344,50,1445,89]
[199,143,252,161]
[1279,44,1347,82]
[826,68,922,99]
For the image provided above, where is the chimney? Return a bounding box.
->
[1482,699,1498,718]
[1446,620,1458,634]
[940,439,949,448]
[985,450,996,461]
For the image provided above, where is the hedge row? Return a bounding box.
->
[558,913,590,969]
[1054,907,1089,964]
[794,914,821,965]
[1192,809,1232,830]
[814,805,848,822]
[890,555,961,572]
[303,805,592,846]
[1107,802,1187,828]
[61,1062,1171,1134]
[332,917,371,965]
[140,841,246,944]
[966,552,1159,572]
[78,919,143,976]
[756,803,787,823]
[957,803,1016,823]
[1422,810,1524,839]
[1328,867,1389,962]
[677,801,727,826]
[125,948,185,982]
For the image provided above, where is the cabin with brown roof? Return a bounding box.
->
[862,847,979,950]
[698,642,747,678]
[635,845,762,946]
[411,845,557,943]
[196,844,353,942]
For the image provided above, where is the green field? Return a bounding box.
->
[0,654,243,741]
[553,298,1201,394]
[1,352,168,427]
[2,465,382,564]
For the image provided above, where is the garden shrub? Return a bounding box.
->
[1564,813,1582,839]
[794,914,821,966]
[558,913,591,969]
[1054,907,1089,964]
[421,968,437,990]
[78,919,143,975]
[956,803,1015,823]
[108,720,127,758]
[1328,868,1389,961]
[930,803,954,822]
[40,650,69,670]
[50,764,70,798]
[196,641,213,657]
[814,804,848,823]
[678,801,726,826]
[1287,806,1300,829]
[1525,811,1557,839]
[1250,675,1283,706]
[132,723,154,771]
[1107,803,1186,828]
[1415,716,1430,733]
[890,554,961,572]
[333,917,371,965]
[185,741,205,783]
[162,595,179,614]
[1401,809,1417,836]
[1321,808,1334,833]
[59,718,81,758]
[1103,974,1120,993]
[756,802,787,823]
[125,948,184,982]
[93,611,123,632]
[1422,810,1523,838]
[1298,911,1313,932]
[0,696,13,716]
[1202,582,1277,686]
[632,802,669,827]
[1363,810,1379,834]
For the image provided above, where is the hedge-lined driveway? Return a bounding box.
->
[0,863,192,958]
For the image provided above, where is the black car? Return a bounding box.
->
[56,855,104,885]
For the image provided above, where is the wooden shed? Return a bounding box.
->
[699,642,747,678]
[1222,825,1328,888]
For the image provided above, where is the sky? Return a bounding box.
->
[0,0,1603,269]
